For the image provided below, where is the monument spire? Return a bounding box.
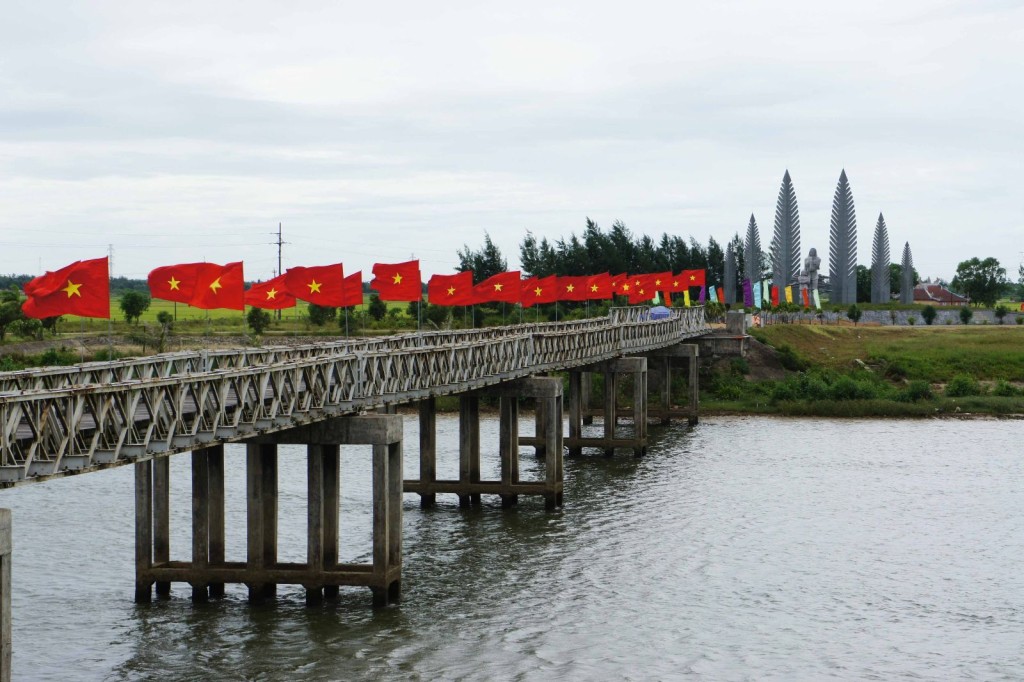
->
[744,214,762,286]
[900,241,914,304]
[828,168,858,304]
[772,169,801,293]
[871,213,891,303]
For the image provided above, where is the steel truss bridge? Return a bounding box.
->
[0,307,709,486]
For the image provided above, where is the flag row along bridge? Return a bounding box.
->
[0,306,751,680]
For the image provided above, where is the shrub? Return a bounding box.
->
[921,305,937,325]
[36,347,78,366]
[847,304,863,326]
[907,316,916,325]
[246,307,272,334]
[995,305,1009,324]
[992,380,1019,397]
[945,373,981,397]
[776,344,808,371]
[959,307,973,325]
[730,357,750,375]
[883,361,908,381]
[1017,316,1023,325]
[308,304,337,327]
[897,380,933,402]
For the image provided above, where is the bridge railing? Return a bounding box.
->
[0,307,708,483]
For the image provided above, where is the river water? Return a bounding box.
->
[2,416,1022,681]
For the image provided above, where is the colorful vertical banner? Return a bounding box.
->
[683,290,691,307]
[698,286,706,303]
[709,286,718,303]
[802,288,810,308]
[770,286,779,307]
[742,279,753,307]
[761,280,771,307]
[784,285,793,304]
[813,290,822,310]
[753,279,762,308]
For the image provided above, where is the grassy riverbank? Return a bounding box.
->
[702,325,1024,417]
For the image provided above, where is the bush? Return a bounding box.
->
[959,307,973,325]
[776,344,808,371]
[921,305,936,325]
[847,304,863,326]
[945,373,981,397]
[36,347,78,366]
[367,295,387,321]
[730,357,750,375]
[1017,316,1023,325]
[995,305,1009,324]
[907,316,916,325]
[992,380,1019,397]
[897,380,933,402]
[246,307,272,334]
[308,304,337,327]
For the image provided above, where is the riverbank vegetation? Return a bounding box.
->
[702,326,1024,417]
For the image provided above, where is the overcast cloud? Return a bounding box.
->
[1,0,1021,282]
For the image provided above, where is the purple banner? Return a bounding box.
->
[742,278,753,307]
[698,286,706,303]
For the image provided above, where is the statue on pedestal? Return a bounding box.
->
[804,247,821,291]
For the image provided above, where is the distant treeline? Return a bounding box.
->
[459,219,749,286]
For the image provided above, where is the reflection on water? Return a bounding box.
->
[3,416,1022,680]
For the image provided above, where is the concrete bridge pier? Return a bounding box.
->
[567,358,648,457]
[407,377,564,510]
[647,343,700,426]
[134,414,403,608]
[0,509,10,682]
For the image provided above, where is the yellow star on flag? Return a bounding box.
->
[62,279,82,298]
[167,276,181,291]
[689,274,697,281]
[590,284,599,292]
[565,284,575,293]
[494,283,503,292]
[622,283,631,292]
[209,277,222,294]
[673,280,680,288]
[266,288,278,300]
[308,279,322,294]
[392,273,403,284]
[534,287,543,297]
[447,286,456,296]
[654,278,662,286]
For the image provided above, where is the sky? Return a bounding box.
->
[2,0,1021,284]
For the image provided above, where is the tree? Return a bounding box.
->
[959,306,973,325]
[0,286,24,341]
[951,257,1007,307]
[120,291,151,324]
[458,232,507,281]
[995,305,1009,324]
[247,307,272,334]
[156,311,174,329]
[855,265,871,303]
[921,305,937,325]
[847,303,862,326]
[308,304,337,326]
[367,294,387,321]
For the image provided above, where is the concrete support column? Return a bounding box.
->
[567,371,583,457]
[191,450,210,602]
[581,371,594,425]
[372,438,403,607]
[153,457,170,597]
[659,356,673,425]
[0,509,10,682]
[687,346,700,426]
[542,394,564,509]
[322,445,340,600]
[603,369,618,457]
[418,398,436,508]
[459,395,481,508]
[498,395,520,508]
[207,447,225,598]
[134,460,153,603]
[533,396,547,459]
[306,445,325,605]
[246,443,278,602]
[632,362,648,457]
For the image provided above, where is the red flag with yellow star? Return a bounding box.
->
[22,257,110,319]
[342,271,364,307]
[148,262,203,304]
[555,276,589,302]
[427,272,474,306]
[370,260,422,302]
[245,274,295,310]
[585,273,613,300]
[521,275,557,308]
[472,271,521,304]
[284,264,346,306]
[189,262,244,310]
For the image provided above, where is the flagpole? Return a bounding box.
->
[417,298,422,332]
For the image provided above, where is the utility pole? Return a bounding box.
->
[273,222,287,320]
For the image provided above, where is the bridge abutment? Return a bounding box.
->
[133,414,403,607]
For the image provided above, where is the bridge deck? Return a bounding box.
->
[0,307,709,486]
